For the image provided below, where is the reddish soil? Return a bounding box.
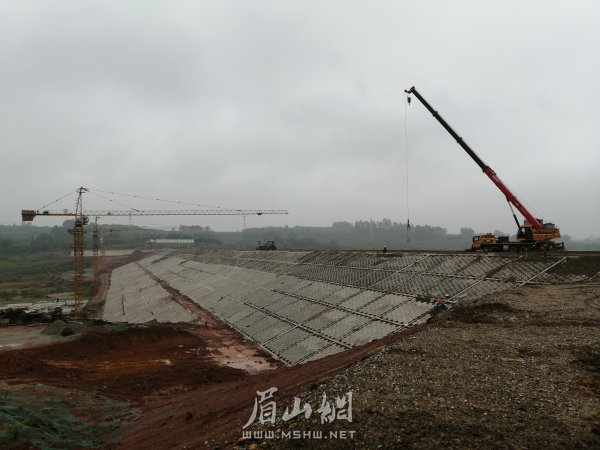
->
[0,321,420,449]
[136,261,280,373]
[116,326,422,449]
[0,325,251,401]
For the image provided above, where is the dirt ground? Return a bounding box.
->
[0,319,414,449]
[260,283,600,450]
[105,282,598,450]
[1,262,599,449]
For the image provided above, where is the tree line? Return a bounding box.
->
[1,219,598,256]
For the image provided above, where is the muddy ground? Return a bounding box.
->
[0,264,598,448]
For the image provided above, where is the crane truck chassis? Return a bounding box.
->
[471,232,564,253]
[405,86,564,253]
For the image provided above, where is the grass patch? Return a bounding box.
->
[0,254,92,303]
[0,384,138,449]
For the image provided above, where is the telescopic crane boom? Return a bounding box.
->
[404,86,562,250]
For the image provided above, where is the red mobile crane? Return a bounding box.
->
[405,86,564,252]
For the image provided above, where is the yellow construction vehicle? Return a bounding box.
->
[256,240,277,250]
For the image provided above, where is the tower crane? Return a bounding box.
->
[22,187,289,317]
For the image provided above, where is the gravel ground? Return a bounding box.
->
[245,282,600,449]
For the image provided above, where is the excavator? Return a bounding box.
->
[405,86,564,252]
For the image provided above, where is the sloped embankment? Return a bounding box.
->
[258,283,600,449]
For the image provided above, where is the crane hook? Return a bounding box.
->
[407,96,411,105]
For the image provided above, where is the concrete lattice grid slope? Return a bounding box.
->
[101,251,568,365]
[102,262,197,324]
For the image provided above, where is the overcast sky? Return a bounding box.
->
[1,1,598,239]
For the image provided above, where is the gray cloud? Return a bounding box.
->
[1,1,598,238]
